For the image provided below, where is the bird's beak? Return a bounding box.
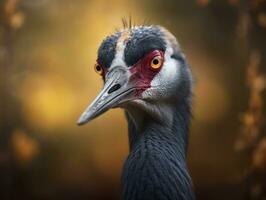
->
[77,67,134,125]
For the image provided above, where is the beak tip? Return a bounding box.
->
[77,121,84,126]
[77,116,88,126]
[77,109,96,126]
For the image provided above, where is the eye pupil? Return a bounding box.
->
[94,63,104,75]
[150,55,162,70]
[153,59,159,65]
[96,65,101,71]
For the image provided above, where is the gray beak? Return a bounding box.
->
[77,67,134,125]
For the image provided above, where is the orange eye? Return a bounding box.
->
[150,56,162,69]
[94,63,103,75]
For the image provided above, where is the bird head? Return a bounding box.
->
[78,25,192,126]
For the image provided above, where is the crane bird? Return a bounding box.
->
[77,25,195,200]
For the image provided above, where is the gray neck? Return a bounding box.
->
[122,97,195,200]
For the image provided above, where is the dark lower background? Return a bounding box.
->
[0,0,265,199]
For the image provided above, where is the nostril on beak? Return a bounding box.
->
[108,84,121,94]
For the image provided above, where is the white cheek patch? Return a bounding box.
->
[110,30,130,69]
[152,47,179,87]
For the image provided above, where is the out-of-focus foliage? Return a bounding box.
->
[0,0,265,200]
[11,129,39,166]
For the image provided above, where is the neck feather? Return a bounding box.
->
[122,97,195,200]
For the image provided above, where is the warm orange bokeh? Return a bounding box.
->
[0,0,265,199]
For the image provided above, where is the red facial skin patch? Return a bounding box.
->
[129,50,164,96]
[96,50,164,96]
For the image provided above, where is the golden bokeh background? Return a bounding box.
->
[0,0,265,199]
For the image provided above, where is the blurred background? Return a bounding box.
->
[0,0,265,199]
